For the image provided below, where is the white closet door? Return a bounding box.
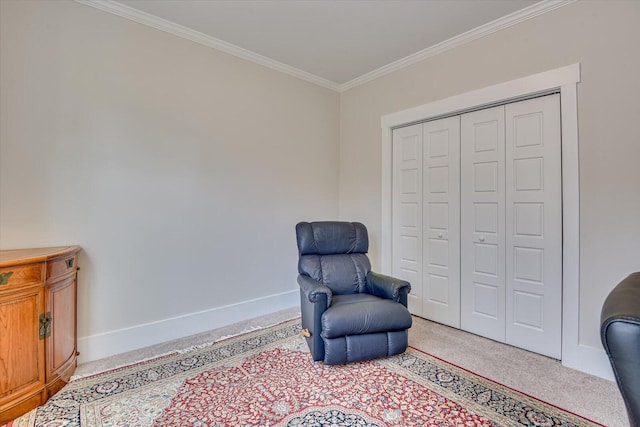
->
[422,116,461,328]
[392,124,423,316]
[505,94,562,358]
[461,106,506,342]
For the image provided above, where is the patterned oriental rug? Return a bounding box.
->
[9,320,602,427]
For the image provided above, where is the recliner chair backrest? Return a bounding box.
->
[296,221,371,295]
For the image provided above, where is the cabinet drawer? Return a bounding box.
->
[0,263,43,291]
[46,256,77,282]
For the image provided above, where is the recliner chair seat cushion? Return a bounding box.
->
[321,294,412,339]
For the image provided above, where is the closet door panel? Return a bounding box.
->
[505,94,562,358]
[392,124,423,316]
[422,116,460,328]
[461,106,506,342]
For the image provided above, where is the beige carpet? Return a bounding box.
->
[76,308,627,427]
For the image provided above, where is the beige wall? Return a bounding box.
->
[339,0,640,350]
[0,0,339,351]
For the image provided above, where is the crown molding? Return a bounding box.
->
[75,0,341,92]
[338,0,577,92]
[76,0,574,94]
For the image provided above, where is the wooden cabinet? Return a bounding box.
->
[0,246,80,423]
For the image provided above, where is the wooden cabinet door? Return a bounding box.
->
[46,276,77,381]
[0,288,45,409]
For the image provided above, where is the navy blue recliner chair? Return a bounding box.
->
[296,221,412,365]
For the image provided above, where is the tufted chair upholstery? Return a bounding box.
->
[296,221,412,365]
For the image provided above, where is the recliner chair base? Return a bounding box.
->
[322,330,408,365]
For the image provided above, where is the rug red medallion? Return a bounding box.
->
[154,347,492,426]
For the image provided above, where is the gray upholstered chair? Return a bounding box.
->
[296,221,412,365]
[601,272,640,427]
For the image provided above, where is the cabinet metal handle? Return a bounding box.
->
[0,271,13,285]
[65,258,74,269]
[438,233,443,239]
[479,236,485,242]
[39,312,52,339]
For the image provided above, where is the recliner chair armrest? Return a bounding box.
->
[366,272,411,307]
[298,275,333,307]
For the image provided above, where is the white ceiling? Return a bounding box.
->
[90,0,567,90]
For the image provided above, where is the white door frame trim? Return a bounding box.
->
[381,64,610,379]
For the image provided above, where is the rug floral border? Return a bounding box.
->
[380,348,601,427]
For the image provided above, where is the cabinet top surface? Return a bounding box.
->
[0,246,81,267]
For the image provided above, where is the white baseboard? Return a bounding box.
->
[77,290,299,363]
[562,343,615,381]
